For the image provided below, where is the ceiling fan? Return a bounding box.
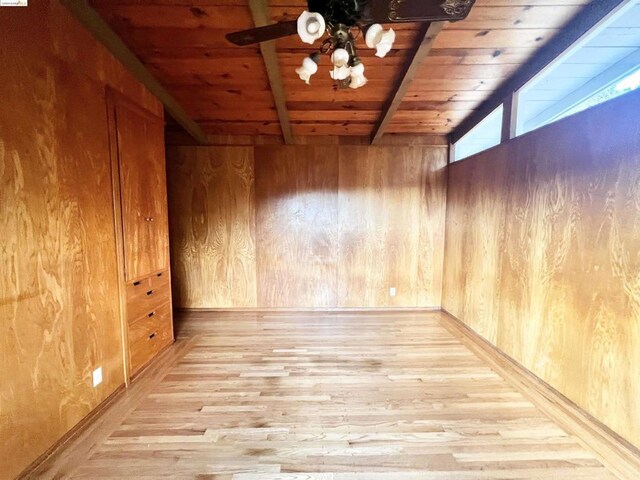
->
[226,0,476,89]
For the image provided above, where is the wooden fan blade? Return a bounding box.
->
[226,21,298,46]
[360,0,476,24]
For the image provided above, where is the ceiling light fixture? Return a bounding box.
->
[294,10,378,90]
[226,0,478,90]
[297,10,326,44]
[296,52,321,83]
[349,60,367,89]
[365,23,396,58]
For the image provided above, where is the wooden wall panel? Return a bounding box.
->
[337,147,447,307]
[167,144,447,309]
[167,147,256,308]
[417,147,449,306]
[442,147,511,342]
[254,146,340,308]
[443,91,640,447]
[0,2,162,478]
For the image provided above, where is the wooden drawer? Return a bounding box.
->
[126,269,169,299]
[128,301,173,374]
[126,271,171,321]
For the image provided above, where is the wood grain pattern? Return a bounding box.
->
[116,99,170,281]
[254,146,340,308]
[91,0,279,135]
[90,0,589,135]
[443,90,640,448]
[166,145,446,309]
[125,271,171,322]
[372,22,445,143]
[0,1,162,478]
[26,334,200,480]
[167,147,257,308]
[165,132,449,147]
[449,0,625,144]
[391,0,588,134]
[338,147,447,307]
[249,0,293,144]
[109,91,175,382]
[127,301,173,374]
[442,146,511,343]
[61,0,208,144]
[441,310,640,480]
[24,310,627,479]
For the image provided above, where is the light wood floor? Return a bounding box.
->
[32,311,622,479]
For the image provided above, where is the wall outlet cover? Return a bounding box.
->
[92,367,103,387]
[390,287,397,297]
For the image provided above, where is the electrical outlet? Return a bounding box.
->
[92,367,102,387]
[389,287,396,297]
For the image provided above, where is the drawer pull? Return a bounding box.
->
[148,311,155,318]
[157,272,163,277]
[146,290,153,296]
[133,281,141,286]
[144,217,154,222]
[149,332,156,340]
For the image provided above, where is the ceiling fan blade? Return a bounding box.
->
[226,21,298,46]
[360,0,476,24]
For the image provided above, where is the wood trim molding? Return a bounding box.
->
[249,0,294,145]
[371,22,445,145]
[18,308,640,479]
[440,309,640,480]
[500,91,518,143]
[449,0,628,145]
[17,384,127,480]
[175,307,441,313]
[105,88,131,387]
[60,0,208,145]
[524,47,640,132]
[20,336,199,479]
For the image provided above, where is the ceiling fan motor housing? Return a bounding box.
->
[308,0,362,27]
[363,0,476,23]
[331,24,351,45]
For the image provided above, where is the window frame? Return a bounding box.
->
[449,0,637,157]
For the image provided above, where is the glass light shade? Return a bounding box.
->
[365,24,383,48]
[351,63,365,76]
[331,48,350,67]
[349,63,367,89]
[349,75,368,89]
[365,24,396,58]
[295,56,319,84]
[330,65,351,81]
[297,11,326,44]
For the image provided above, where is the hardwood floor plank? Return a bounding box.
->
[28,311,627,479]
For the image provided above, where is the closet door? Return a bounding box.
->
[115,99,169,281]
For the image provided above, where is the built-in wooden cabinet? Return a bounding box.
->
[109,91,173,378]
[115,99,170,281]
[125,272,173,374]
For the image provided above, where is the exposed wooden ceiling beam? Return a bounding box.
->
[60,0,208,144]
[370,21,445,145]
[449,0,628,145]
[249,0,294,145]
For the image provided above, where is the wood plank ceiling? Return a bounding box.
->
[90,0,589,138]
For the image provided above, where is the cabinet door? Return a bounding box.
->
[115,99,169,281]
